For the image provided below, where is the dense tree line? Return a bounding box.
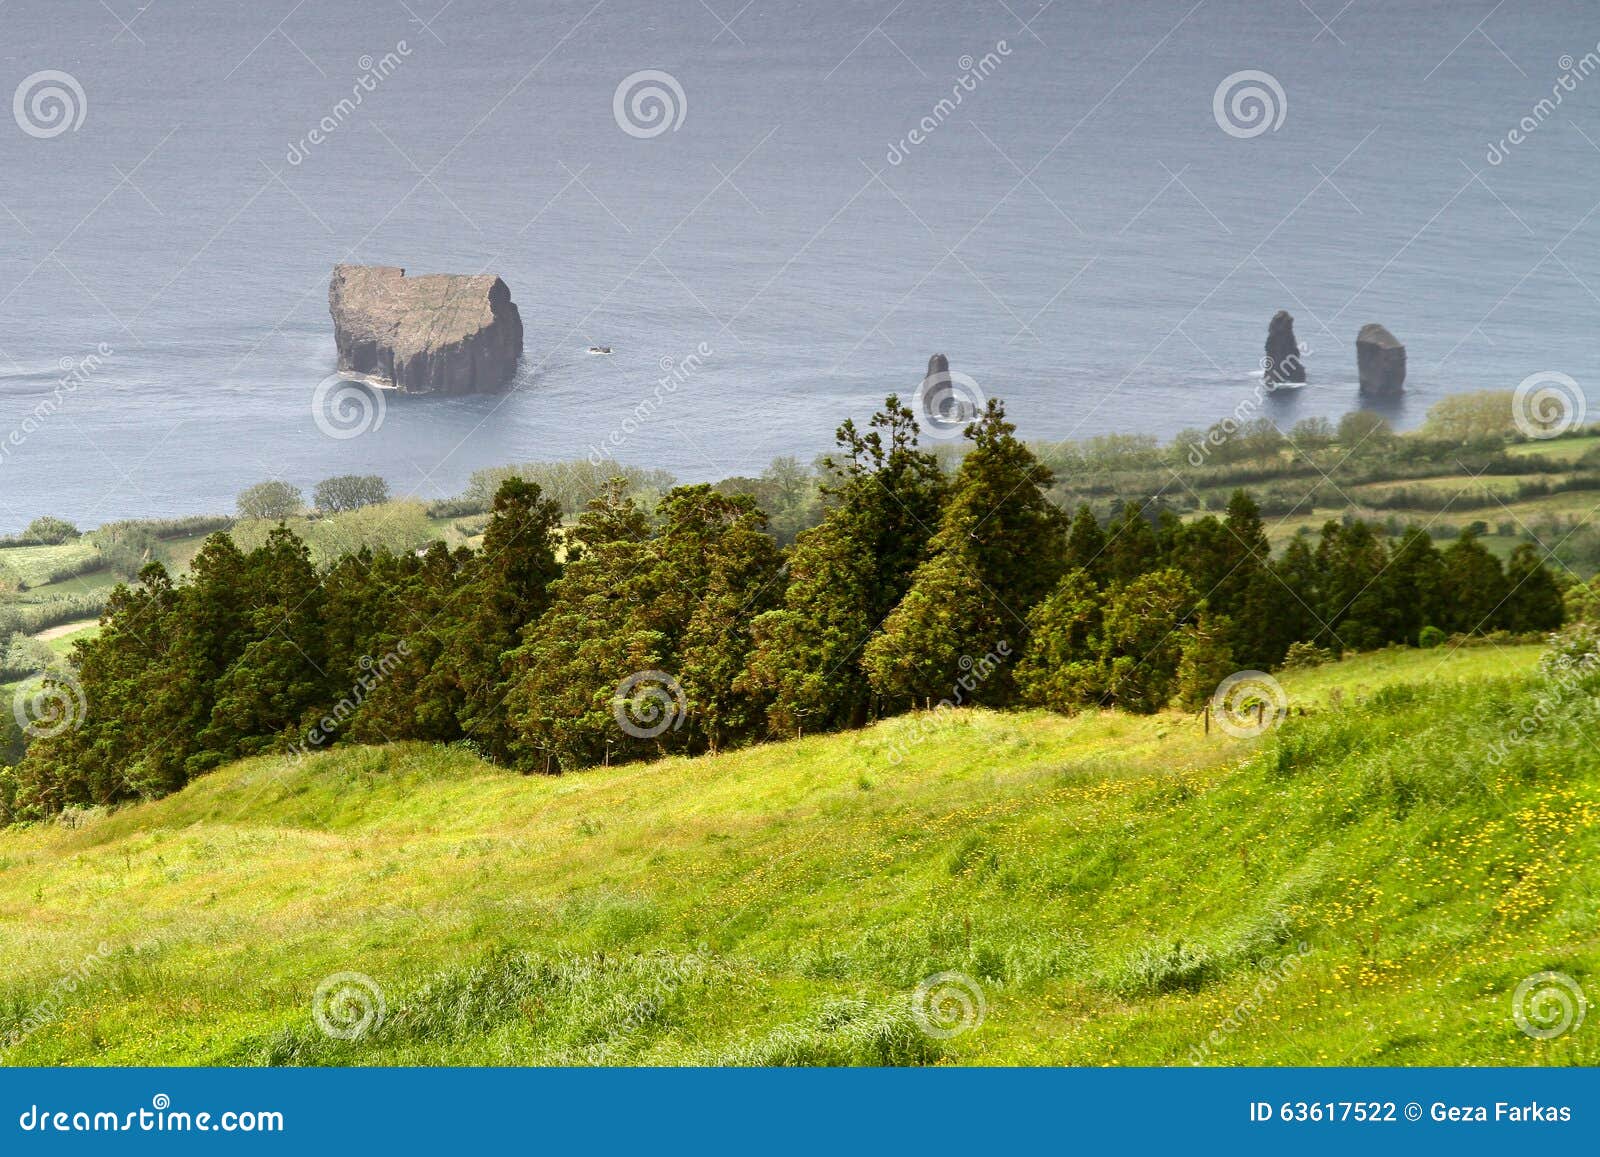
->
[0,396,1566,821]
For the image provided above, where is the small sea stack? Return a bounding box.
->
[918,352,980,435]
[1356,323,1406,396]
[1263,310,1306,385]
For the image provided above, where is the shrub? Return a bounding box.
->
[236,480,303,521]
[21,516,80,545]
[90,524,158,578]
[1280,641,1334,669]
[1418,625,1446,649]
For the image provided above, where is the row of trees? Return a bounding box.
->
[236,475,390,520]
[0,396,1566,821]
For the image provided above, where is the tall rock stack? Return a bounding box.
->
[1263,310,1306,385]
[328,265,524,394]
[918,353,979,435]
[1356,324,1406,396]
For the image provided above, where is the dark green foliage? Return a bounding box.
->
[1015,569,1103,710]
[1103,502,1161,587]
[1501,543,1564,634]
[1099,568,1194,712]
[864,399,1062,708]
[1064,505,1108,586]
[427,479,563,761]
[1176,611,1235,712]
[508,480,662,769]
[743,397,946,735]
[657,487,784,752]
[3,393,1570,820]
[1439,531,1509,634]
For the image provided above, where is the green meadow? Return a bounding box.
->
[1,642,1593,1066]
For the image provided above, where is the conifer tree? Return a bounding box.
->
[1104,501,1162,585]
[1015,568,1104,711]
[1439,531,1510,635]
[742,396,945,734]
[863,399,1063,708]
[430,478,563,761]
[660,487,784,751]
[509,481,661,769]
[198,526,330,762]
[1501,543,1564,634]
[1064,505,1109,586]
[1099,567,1194,712]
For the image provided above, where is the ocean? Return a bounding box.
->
[1,0,1597,531]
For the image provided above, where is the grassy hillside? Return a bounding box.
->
[1,644,1594,1067]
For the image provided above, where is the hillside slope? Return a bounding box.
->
[1,644,1594,1066]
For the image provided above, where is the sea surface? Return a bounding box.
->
[2,0,1598,530]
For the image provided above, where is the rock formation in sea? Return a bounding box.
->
[328,264,523,394]
[1356,323,1406,395]
[1263,310,1306,385]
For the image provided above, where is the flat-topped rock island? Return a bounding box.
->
[328,264,524,394]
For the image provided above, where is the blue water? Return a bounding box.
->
[1,0,1598,531]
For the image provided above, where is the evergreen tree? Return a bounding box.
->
[1440,531,1509,634]
[863,399,1064,708]
[1501,544,1564,634]
[198,526,330,762]
[1176,609,1236,712]
[509,481,662,769]
[1271,534,1326,655]
[742,397,946,735]
[429,478,563,761]
[1314,520,1392,651]
[342,543,474,745]
[1015,568,1104,711]
[1099,568,1194,713]
[1064,505,1109,586]
[1104,501,1162,585]
[1384,527,1446,645]
[661,488,783,752]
